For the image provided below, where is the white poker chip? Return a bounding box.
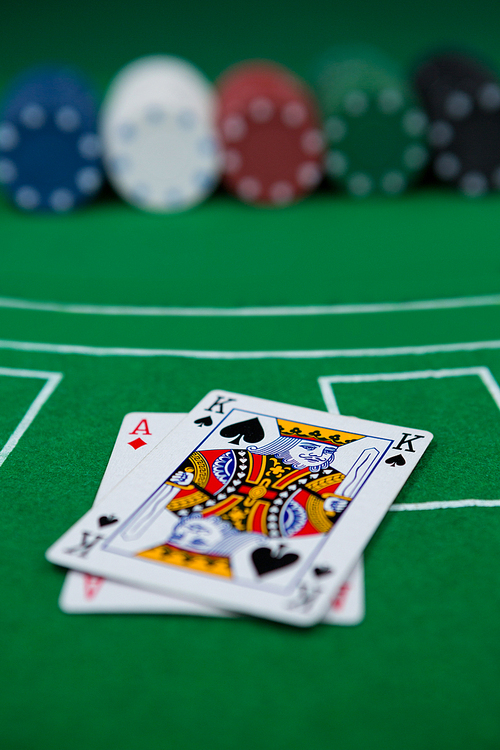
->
[104,56,214,122]
[101,55,221,212]
[108,56,213,100]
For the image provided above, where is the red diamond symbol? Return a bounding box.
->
[128,437,147,450]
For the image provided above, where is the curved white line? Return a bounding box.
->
[390,499,500,511]
[1,338,500,359]
[0,293,499,317]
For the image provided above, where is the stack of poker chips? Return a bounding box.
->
[313,45,429,197]
[99,55,221,212]
[414,51,500,196]
[0,65,103,212]
[216,60,324,206]
[2,46,500,214]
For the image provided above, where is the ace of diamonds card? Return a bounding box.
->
[46,391,432,626]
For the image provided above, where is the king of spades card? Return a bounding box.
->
[118,416,381,580]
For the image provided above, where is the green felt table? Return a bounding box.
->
[3,0,500,747]
[2,186,500,750]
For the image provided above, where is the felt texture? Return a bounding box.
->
[1,185,500,750]
[2,0,500,727]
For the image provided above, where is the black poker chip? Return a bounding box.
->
[414,51,500,196]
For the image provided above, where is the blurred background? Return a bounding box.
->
[3,0,500,96]
[2,0,500,308]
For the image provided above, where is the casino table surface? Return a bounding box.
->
[1,185,500,750]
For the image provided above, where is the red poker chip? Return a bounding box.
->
[217,61,324,206]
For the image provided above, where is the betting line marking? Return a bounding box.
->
[390,499,500,510]
[0,367,63,469]
[318,367,500,513]
[0,348,499,513]
[318,366,500,414]
[3,338,500,359]
[0,292,499,317]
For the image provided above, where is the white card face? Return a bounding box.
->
[48,391,432,627]
[59,563,364,621]
[94,413,185,499]
[60,412,364,625]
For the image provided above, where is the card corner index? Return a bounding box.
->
[200,390,241,414]
[397,427,434,449]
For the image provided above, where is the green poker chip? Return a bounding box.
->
[313,44,429,196]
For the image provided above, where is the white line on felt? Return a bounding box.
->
[390,499,500,511]
[0,365,64,380]
[0,293,500,317]
[318,368,500,513]
[318,367,500,416]
[0,366,497,514]
[2,338,500,359]
[0,369,63,469]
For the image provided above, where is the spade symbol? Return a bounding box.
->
[194,416,213,427]
[385,454,406,467]
[220,417,265,445]
[314,566,333,577]
[252,545,299,576]
[98,515,118,527]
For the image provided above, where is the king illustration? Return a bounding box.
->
[158,419,365,538]
[122,418,381,577]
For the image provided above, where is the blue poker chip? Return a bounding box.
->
[0,65,103,212]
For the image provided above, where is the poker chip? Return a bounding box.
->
[0,65,103,212]
[216,61,324,206]
[99,55,221,213]
[313,45,429,197]
[414,51,500,196]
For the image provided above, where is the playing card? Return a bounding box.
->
[60,413,217,617]
[91,413,185,498]
[60,412,364,625]
[47,391,432,627]
[59,561,364,623]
